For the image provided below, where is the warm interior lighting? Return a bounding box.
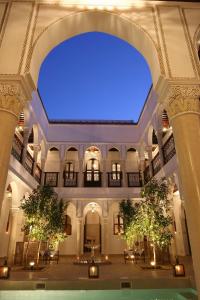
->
[88,262,99,278]
[174,190,180,196]
[150,261,156,267]
[0,266,10,279]
[60,0,144,10]
[105,255,109,260]
[173,263,185,277]
[29,261,35,270]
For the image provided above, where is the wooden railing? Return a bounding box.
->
[34,164,42,183]
[24,151,34,175]
[127,172,142,187]
[151,152,162,175]
[44,172,59,187]
[162,134,176,164]
[144,166,151,184]
[107,172,122,187]
[63,171,78,187]
[11,134,23,163]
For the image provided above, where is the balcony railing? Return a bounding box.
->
[63,171,78,187]
[11,134,23,163]
[144,166,151,184]
[151,152,162,175]
[107,172,122,187]
[84,170,101,187]
[127,172,142,187]
[44,172,59,187]
[24,151,34,175]
[162,134,176,164]
[34,164,42,184]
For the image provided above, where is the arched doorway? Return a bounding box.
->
[83,202,102,255]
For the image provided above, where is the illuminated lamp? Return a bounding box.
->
[0,266,10,279]
[173,258,185,277]
[88,261,99,278]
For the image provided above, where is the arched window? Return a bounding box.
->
[112,162,121,180]
[65,162,74,179]
[64,215,72,235]
[86,158,99,171]
[113,213,124,235]
[86,159,100,182]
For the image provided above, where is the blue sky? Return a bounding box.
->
[38,32,152,122]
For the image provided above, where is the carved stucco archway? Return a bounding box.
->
[26,10,162,89]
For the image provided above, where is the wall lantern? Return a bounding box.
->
[88,261,99,278]
[173,258,185,277]
[0,266,10,279]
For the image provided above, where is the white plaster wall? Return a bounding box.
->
[59,202,77,255]
[126,151,139,171]
[107,201,127,254]
[45,150,60,172]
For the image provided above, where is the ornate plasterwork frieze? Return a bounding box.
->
[166,84,200,120]
[0,82,26,118]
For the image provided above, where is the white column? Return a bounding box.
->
[76,217,83,255]
[0,82,26,214]
[146,146,153,177]
[32,144,40,177]
[21,127,30,166]
[7,208,23,264]
[159,83,200,295]
[78,158,84,187]
[102,217,109,255]
[40,157,46,185]
[156,129,165,166]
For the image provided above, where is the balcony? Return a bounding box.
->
[63,171,78,187]
[44,172,59,187]
[151,152,162,176]
[127,172,142,187]
[24,151,34,175]
[34,165,42,184]
[11,134,23,163]
[84,170,101,187]
[144,166,151,184]
[107,172,122,187]
[162,134,176,164]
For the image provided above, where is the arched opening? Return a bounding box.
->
[126,148,141,187]
[28,11,161,91]
[83,202,102,255]
[84,146,101,187]
[64,147,79,187]
[107,148,121,187]
[44,147,60,187]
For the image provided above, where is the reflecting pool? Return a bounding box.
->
[0,289,197,300]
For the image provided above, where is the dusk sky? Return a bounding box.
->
[38,32,152,122]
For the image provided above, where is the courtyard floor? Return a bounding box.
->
[0,255,196,291]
